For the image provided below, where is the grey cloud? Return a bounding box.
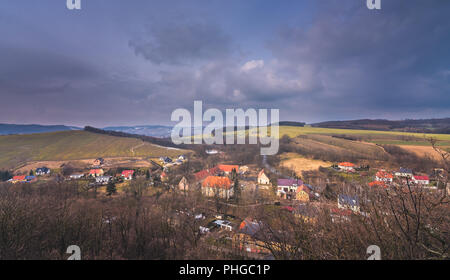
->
[129,20,232,65]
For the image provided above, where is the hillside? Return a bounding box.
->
[103,125,173,138]
[311,118,450,134]
[0,123,80,135]
[0,130,187,170]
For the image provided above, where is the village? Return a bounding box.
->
[4,145,447,260]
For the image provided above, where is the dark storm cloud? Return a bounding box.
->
[264,0,450,120]
[129,20,232,65]
[1,0,449,126]
[0,46,99,95]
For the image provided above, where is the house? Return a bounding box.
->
[178,176,189,191]
[257,169,270,185]
[239,166,249,174]
[89,169,104,177]
[35,167,50,176]
[217,164,239,174]
[70,174,84,180]
[338,194,360,213]
[276,178,303,199]
[412,175,430,185]
[375,170,393,182]
[10,175,27,183]
[93,158,105,166]
[395,167,413,178]
[25,176,37,182]
[194,166,221,181]
[213,220,234,231]
[338,162,356,172]
[295,185,311,202]
[121,170,134,180]
[239,218,262,237]
[178,155,187,161]
[201,176,234,199]
[159,157,172,164]
[95,176,112,184]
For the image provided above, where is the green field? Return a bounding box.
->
[249,126,450,146]
[0,130,187,169]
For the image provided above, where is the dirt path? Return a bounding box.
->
[130,142,145,156]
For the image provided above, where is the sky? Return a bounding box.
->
[0,0,449,127]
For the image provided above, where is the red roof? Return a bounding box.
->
[202,176,232,189]
[218,164,239,173]
[413,175,429,181]
[339,162,355,167]
[194,166,220,181]
[89,169,103,175]
[376,170,393,179]
[121,170,134,177]
[13,175,26,181]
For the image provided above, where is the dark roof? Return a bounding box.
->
[338,194,360,207]
[277,178,303,187]
[399,167,413,174]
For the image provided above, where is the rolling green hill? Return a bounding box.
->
[0,130,187,169]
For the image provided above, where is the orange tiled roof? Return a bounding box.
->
[13,175,26,181]
[218,164,239,173]
[376,170,393,179]
[202,176,232,189]
[339,162,355,167]
[89,169,103,175]
[194,166,220,181]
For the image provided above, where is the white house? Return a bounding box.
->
[96,176,112,184]
[35,167,50,176]
[395,167,413,178]
[338,162,356,172]
[412,175,430,185]
[338,194,360,213]
[257,169,270,185]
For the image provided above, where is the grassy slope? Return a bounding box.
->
[277,126,450,142]
[0,130,186,169]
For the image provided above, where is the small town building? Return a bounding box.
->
[257,169,270,185]
[395,167,413,178]
[178,176,189,192]
[375,170,393,182]
[35,167,50,176]
[412,175,430,185]
[338,194,360,213]
[217,164,239,174]
[93,158,105,166]
[338,162,356,172]
[295,185,311,202]
[276,178,303,199]
[121,170,134,180]
[89,169,104,177]
[201,176,233,199]
[95,176,112,184]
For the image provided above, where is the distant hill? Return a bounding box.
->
[0,124,80,135]
[103,125,173,138]
[0,130,187,170]
[312,118,450,134]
